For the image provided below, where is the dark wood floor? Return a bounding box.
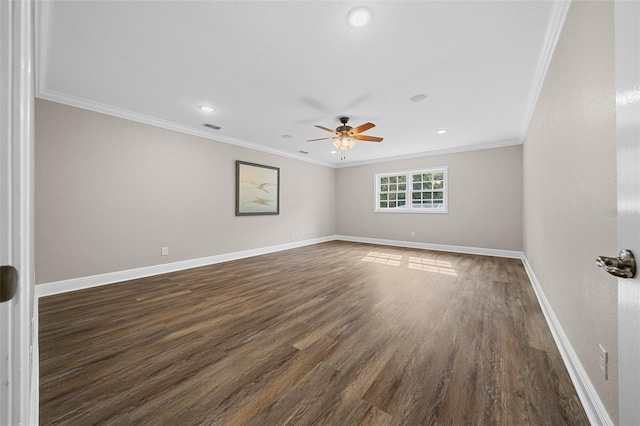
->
[39,241,588,425]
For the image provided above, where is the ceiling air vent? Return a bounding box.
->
[297,150,309,155]
[203,123,221,130]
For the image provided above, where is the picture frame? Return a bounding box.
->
[236,160,280,216]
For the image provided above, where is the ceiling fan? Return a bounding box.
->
[307,116,383,153]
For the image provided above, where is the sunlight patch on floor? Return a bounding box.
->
[361,252,458,275]
[408,257,458,276]
[362,251,402,267]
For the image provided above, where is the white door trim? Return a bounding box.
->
[0,0,36,424]
[614,1,640,423]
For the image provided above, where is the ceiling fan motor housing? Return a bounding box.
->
[337,116,352,133]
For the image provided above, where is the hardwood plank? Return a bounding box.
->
[39,241,589,425]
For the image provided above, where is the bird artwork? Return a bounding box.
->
[252,181,269,193]
[236,161,279,215]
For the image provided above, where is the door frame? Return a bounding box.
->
[0,0,36,424]
[614,1,640,424]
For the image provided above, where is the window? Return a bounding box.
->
[375,167,447,213]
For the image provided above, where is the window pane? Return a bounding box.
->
[376,169,446,212]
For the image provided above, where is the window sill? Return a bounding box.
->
[374,209,448,214]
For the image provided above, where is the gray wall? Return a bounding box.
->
[335,145,523,251]
[523,0,618,422]
[35,99,336,283]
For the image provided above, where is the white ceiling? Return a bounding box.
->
[36,1,563,167]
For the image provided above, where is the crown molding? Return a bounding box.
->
[37,89,522,170]
[35,0,52,98]
[519,0,572,141]
[334,139,522,169]
[36,89,336,169]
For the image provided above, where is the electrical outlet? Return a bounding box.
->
[290,231,295,237]
[161,247,169,256]
[302,230,305,236]
[599,344,608,380]
[411,231,416,237]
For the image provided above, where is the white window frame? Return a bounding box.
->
[374,166,448,213]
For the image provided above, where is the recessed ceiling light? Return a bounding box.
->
[410,94,428,103]
[436,129,448,134]
[199,105,215,113]
[348,7,372,27]
[282,134,292,139]
[331,150,337,154]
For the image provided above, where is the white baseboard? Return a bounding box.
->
[36,236,336,298]
[35,236,523,297]
[521,256,613,426]
[335,235,524,259]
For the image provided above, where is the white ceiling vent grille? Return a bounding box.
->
[203,123,221,130]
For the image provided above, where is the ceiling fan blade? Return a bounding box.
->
[314,125,337,134]
[354,135,383,142]
[350,122,375,135]
[307,137,335,142]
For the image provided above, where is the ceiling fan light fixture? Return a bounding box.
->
[308,116,382,153]
[348,7,372,27]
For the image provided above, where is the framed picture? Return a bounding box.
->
[236,161,280,216]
